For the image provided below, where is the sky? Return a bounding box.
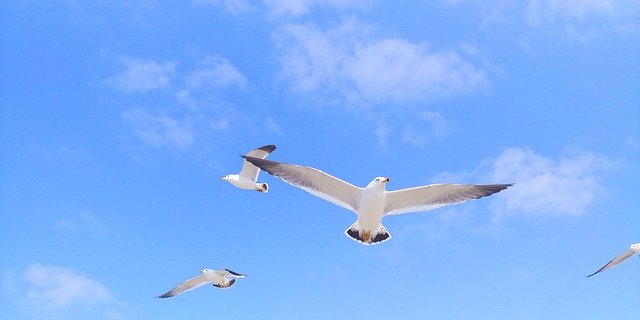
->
[1,0,639,319]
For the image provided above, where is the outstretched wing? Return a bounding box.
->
[242,156,362,213]
[587,249,636,277]
[157,274,209,298]
[239,145,277,181]
[384,183,513,216]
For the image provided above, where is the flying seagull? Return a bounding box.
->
[223,145,276,193]
[587,243,640,277]
[157,268,246,298]
[242,156,513,245]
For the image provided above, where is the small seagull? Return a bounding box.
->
[222,145,276,193]
[587,243,640,277]
[157,268,246,298]
[243,156,513,245]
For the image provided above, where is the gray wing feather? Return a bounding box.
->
[239,145,276,181]
[587,249,636,277]
[384,183,513,216]
[157,274,209,298]
[242,156,362,213]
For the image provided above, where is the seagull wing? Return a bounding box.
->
[587,249,636,277]
[384,183,513,216]
[242,156,362,213]
[157,274,210,298]
[239,145,277,181]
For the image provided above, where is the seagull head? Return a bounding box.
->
[630,243,640,252]
[221,174,234,181]
[201,268,213,274]
[367,176,390,189]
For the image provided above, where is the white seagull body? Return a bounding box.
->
[223,145,276,192]
[243,156,513,245]
[157,268,246,298]
[587,243,640,277]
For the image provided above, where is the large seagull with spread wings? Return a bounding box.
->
[243,156,513,245]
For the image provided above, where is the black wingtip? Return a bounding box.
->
[256,144,276,154]
[224,268,245,277]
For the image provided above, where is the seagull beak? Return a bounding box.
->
[384,178,390,183]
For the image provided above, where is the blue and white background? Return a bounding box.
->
[1,1,639,319]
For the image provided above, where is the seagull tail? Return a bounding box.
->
[344,222,391,246]
[256,183,268,193]
[213,278,236,289]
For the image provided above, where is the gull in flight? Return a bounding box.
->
[157,268,246,298]
[222,145,276,193]
[587,243,640,277]
[243,156,513,245]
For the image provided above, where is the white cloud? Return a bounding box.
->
[105,57,176,93]
[22,264,114,309]
[186,54,248,89]
[274,19,487,108]
[121,108,195,150]
[3,264,124,319]
[486,147,615,216]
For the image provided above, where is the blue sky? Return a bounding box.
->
[1,0,639,319]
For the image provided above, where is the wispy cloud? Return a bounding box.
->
[401,111,451,148]
[23,264,114,309]
[192,0,253,15]
[106,55,254,152]
[121,108,195,150]
[263,117,284,136]
[485,147,616,216]
[373,121,393,148]
[54,212,118,237]
[274,18,488,108]
[398,147,616,243]
[525,0,640,41]
[526,0,637,25]
[104,57,176,93]
[3,264,123,319]
[186,54,248,89]
[263,0,365,17]
[398,206,503,246]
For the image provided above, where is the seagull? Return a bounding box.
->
[242,156,513,245]
[587,243,640,277]
[222,145,276,193]
[157,268,246,298]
